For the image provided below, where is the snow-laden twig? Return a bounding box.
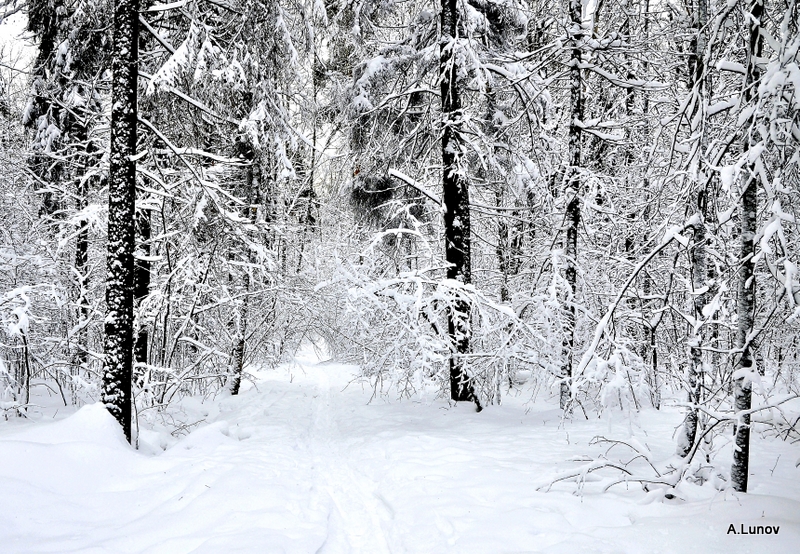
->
[574,222,691,380]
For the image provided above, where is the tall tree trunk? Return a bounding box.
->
[441,0,478,408]
[230,160,261,395]
[731,0,763,493]
[133,33,155,378]
[73,133,91,377]
[560,0,584,410]
[637,0,660,408]
[72,154,91,406]
[25,0,64,218]
[485,88,515,306]
[102,0,139,444]
[297,73,319,274]
[679,0,710,457]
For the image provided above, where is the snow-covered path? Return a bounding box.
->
[1,354,799,553]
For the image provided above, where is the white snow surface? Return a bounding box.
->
[1,350,799,553]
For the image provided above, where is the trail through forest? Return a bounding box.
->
[1,348,799,553]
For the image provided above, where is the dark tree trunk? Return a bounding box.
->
[134,210,151,372]
[133,11,157,378]
[297,78,319,274]
[25,0,64,218]
[560,0,584,410]
[731,0,763,493]
[230,160,261,395]
[441,0,478,408]
[496,194,511,304]
[487,91,523,307]
[73,137,91,375]
[102,0,139,444]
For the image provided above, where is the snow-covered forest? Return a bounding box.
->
[0,0,798,549]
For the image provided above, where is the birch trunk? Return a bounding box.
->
[676,0,711,456]
[560,0,584,410]
[731,0,763,493]
[73,133,91,376]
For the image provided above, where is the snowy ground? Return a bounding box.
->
[1,350,799,553]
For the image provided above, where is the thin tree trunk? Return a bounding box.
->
[731,0,763,493]
[71,165,91,406]
[20,332,31,409]
[25,0,64,218]
[134,210,151,373]
[297,73,319,274]
[496,190,511,304]
[638,0,660,409]
[485,88,515,306]
[441,0,478,408]
[229,286,247,396]
[677,0,711,457]
[74,160,90,375]
[560,0,584,410]
[230,160,261,395]
[102,0,139,444]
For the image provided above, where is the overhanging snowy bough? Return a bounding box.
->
[329,259,562,405]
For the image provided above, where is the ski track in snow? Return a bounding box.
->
[1,351,799,553]
[303,362,392,554]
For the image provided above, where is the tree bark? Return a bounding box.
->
[102,0,139,444]
[230,159,261,395]
[678,0,710,458]
[73,134,91,376]
[638,0,660,409]
[441,0,478,408]
[731,0,763,493]
[560,0,584,410]
[134,210,151,372]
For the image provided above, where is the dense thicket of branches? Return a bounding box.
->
[0,0,798,491]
